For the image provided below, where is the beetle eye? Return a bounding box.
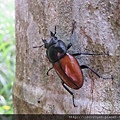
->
[52,36,57,41]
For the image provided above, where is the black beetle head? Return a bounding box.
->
[42,27,57,49]
[46,39,67,63]
[43,28,67,63]
[33,26,67,63]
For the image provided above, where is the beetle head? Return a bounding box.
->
[33,26,58,49]
[42,27,67,63]
[33,26,67,63]
[42,27,58,49]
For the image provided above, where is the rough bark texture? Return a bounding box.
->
[13,0,120,114]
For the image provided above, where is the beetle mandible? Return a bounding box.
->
[34,21,112,107]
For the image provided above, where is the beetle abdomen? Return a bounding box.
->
[53,53,84,89]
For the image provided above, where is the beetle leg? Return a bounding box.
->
[67,21,76,50]
[80,65,113,80]
[47,67,53,76]
[61,81,78,107]
[72,52,109,56]
[33,44,44,48]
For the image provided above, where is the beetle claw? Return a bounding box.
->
[111,75,114,80]
[72,94,78,107]
[37,98,41,103]
[73,104,78,107]
[106,51,109,56]
[72,20,76,25]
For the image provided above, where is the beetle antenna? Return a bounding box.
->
[33,44,44,48]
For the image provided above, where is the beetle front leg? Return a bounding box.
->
[80,65,113,80]
[67,21,76,50]
[61,81,77,107]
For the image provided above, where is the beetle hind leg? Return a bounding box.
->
[81,65,113,80]
[62,81,77,107]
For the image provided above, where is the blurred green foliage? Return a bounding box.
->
[0,0,15,114]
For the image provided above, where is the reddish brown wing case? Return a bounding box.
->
[53,53,84,89]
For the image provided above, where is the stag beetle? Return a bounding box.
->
[34,21,112,107]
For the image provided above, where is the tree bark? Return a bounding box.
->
[13,0,120,114]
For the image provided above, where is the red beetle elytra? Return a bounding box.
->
[34,21,112,107]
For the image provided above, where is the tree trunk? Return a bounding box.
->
[13,0,120,114]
